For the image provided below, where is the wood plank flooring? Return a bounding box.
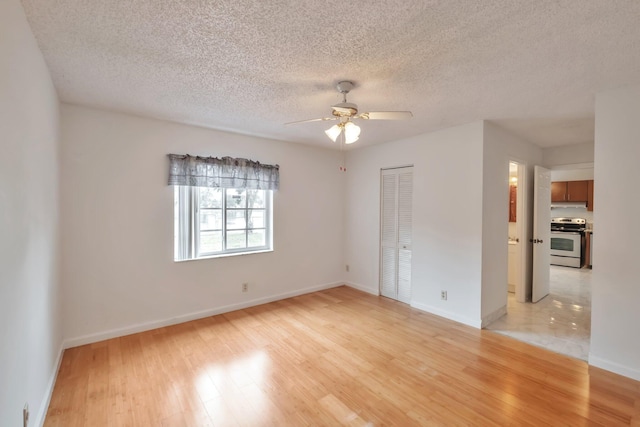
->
[45,286,640,426]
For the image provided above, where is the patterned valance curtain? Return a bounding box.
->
[167,154,279,190]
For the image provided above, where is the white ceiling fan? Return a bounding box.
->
[286,81,413,145]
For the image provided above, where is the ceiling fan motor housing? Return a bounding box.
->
[332,81,358,116]
[336,81,355,94]
[331,102,358,117]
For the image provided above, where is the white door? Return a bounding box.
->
[532,165,551,302]
[380,167,413,303]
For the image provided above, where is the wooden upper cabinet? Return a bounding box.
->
[551,180,589,202]
[587,180,594,211]
[567,181,588,201]
[509,185,517,222]
[551,182,567,202]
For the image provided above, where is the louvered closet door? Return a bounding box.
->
[380,167,413,304]
[380,171,398,299]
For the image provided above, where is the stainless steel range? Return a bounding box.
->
[550,217,586,268]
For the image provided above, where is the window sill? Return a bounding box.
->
[174,249,273,263]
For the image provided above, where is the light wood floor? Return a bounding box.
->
[45,286,640,426]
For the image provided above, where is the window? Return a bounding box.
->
[174,186,273,261]
[168,153,278,261]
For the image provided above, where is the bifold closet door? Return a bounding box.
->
[380,167,413,304]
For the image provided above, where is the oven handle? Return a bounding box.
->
[551,231,582,235]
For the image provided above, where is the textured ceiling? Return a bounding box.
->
[20,0,640,149]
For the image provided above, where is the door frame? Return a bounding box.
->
[510,160,528,303]
[379,165,414,303]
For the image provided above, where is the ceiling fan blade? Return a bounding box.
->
[359,111,413,120]
[285,117,337,125]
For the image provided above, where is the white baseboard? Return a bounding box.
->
[410,302,482,329]
[35,341,65,427]
[481,305,507,328]
[64,281,344,349]
[588,354,640,381]
[344,281,379,296]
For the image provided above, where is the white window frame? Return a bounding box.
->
[174,186,273,261]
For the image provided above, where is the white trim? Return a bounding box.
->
[64,281,344,349]
[380,164,414,171]
[344,281,380,295]
[513,160,528,303]
[481,305,507,328]
[34,342,65,427]
[548,162,594,171]
[410,301,482,329]
[174,248,273,262]
[588,354,640,381]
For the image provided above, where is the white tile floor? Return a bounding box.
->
[486,265,592,360]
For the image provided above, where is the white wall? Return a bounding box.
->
[60,105,345,344]
[0,1,62,425]
[480,131,509,321]
[543,142,594,167]
[550,168,594,181]
[590,85,640,380]
[345,122,486,327]
[344,121,542,328]
[481,122,543,315]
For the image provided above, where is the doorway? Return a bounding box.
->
[490,162,592,360]
[379,166,413,303]
[507,161,526,302]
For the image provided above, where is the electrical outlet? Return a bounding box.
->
[242,283,248,292]
[23,403,29,427]
[345,264,350,272]
[441,291,447,301]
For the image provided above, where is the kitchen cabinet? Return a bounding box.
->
[551,182,565,202]
[587,180,594,211]
[551,180,589,202]
[509,185,517,222]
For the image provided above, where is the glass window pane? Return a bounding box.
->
[200,187,222,208]
[227,189,246,208]
[200,209,222,230]
[226,210,246,229]
[248,229,266,247]
[248,209,265,229]
[551,237,574,251]
[176,187,273,261]
[200,231,222,253]
[227,230,247,249]
[247,190,265,208]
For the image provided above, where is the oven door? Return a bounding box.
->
[550,231,582,267]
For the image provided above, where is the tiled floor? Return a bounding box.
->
[487,265,592,360]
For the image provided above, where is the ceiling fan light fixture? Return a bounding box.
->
[344,122,361,144]
[325,124,342,142]
[287,80,412,146]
